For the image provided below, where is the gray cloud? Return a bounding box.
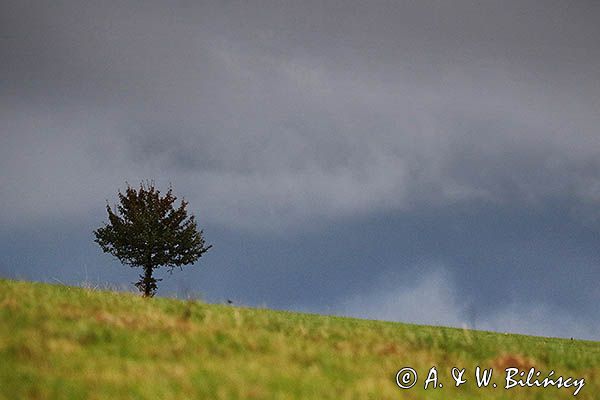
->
[2,1,600,230]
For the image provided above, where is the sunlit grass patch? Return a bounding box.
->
[0,279,598,399]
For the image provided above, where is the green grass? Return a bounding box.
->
[0,279,597,399]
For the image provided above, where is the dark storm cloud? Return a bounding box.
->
[1,1,599,339]
[2,1,600,230]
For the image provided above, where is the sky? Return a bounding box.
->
[1,1,599,340]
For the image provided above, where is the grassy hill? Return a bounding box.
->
[0,279,597,399]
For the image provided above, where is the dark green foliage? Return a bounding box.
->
[94,182,211,297]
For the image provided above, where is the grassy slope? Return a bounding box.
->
[0,279,597,399]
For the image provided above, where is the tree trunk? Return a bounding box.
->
[143,265,153,297]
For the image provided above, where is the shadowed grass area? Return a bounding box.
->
[0,279,597,399]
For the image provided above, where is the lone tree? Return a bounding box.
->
[94,182,211,297]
